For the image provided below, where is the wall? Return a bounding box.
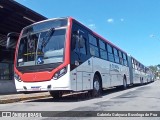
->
[0,80,17,94]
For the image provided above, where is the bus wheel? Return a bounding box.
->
[49,91,62,99]
[92,74,102,97]
[123,77,127,89]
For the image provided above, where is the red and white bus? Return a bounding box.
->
[8,17,153,98]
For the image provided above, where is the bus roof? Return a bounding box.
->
[69,17,127,54]
[21,16,127,54]
[22,17,68,31]
[130,55,145,66]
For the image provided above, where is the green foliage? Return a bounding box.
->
[149,65,157,72]
[149,64,160,78]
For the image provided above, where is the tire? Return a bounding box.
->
[92,74,102,97]
[49,91,62,99]
[123,77,127,89]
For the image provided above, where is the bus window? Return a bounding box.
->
[79,35,87,55]
[89,34,99,57]
[132,58,135,68]
[99,39,106,50]
[90,44,99,57]
[71,31,87,55]
[89,34,98,46]
[99,39,107,60]
[100,49,107,60]
[119,50,124,65]
[123,53,128,66]
[107,44,114,62]
[113,48,120,64]
[107,44,113,53]
[71,31,78,51]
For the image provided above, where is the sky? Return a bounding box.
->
[15,0,160,66]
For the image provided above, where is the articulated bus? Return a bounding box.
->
[8,17,154,98]
[128,56,154,85]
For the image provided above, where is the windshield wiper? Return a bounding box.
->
[41,27,55,49]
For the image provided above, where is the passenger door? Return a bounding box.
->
[70,22,92,91]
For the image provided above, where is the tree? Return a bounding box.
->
[157,64,160,71]
[149,65,157,72]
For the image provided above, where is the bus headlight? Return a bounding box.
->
[53,67,67,80]
[14,73,21,82]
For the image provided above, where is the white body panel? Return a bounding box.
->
[132,69,141,84]
[70,56,130,91]
[91,57,130,88]
[132,69,149,84]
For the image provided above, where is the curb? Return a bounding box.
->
[0,93,51,104]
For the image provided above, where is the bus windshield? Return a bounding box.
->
[17,18,67,67]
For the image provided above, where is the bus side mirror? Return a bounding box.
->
[6,32,19,49]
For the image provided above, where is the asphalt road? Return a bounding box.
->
[0,80,160,120]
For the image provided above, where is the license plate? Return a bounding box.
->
[31,86,41,91]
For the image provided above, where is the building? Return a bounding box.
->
[0,0,46,94]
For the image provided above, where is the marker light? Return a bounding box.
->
[14,73,21,82]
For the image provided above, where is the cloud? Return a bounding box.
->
[150,34,155,38]
[88,24,96,29]
[149,34,160,40]
[107,18,114,23]
[120,18,124,22]
[107,18,125,23]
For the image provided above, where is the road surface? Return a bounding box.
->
[0,80,159,120]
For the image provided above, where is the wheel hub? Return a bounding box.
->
[94,81,100,91]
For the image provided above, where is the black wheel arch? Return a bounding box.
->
[94,71,102,88]
[123,74,127,80]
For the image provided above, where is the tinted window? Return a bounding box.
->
[71,33,87,55]
[79,36,87,55]
[17,34,38,66]
[119,51,122,58]
[122,53,128,66]
[99,40,106,50]
[113,48,118,56]
[17,29,66,66]
[89,34,97,46]
[132,63,135,68]
[113,48,119,63]
[132,58,134,63]
[90,45,99,57]
[119,51,123,65]
[124,60,128,66]
[115,56,120,63]
[123,53,127,60]
[108,53,114,62]
[100,49,107,60]
[107,44,113,53]
[22,19,68,36]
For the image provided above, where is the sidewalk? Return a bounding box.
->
[0,92,50,104]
